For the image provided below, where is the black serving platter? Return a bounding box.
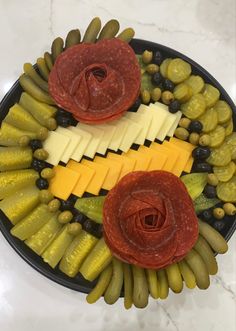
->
[0,38,236,294]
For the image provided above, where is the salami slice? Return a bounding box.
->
[103,171,199,269]
[48,38,141,124]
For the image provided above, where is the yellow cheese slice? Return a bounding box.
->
[43,131,70,166]
[77,123,104,159]
[150,142,179,173]
[67,160,95,197]
[56,127,81,163]
[81,159,109,195]
[169,137,195,173]
[122,149,151,171]
[163,141,190,176]
[69,126,93,162]
[94,156,122,190]
[108,118,129,152]
[138,145,167,171]
[49,165,80,200]
[107,152,136,179]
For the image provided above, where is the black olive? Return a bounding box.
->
[31,158,47,172]
[169,100,180,113]
[129,97,141,112]
[163,79,175,92]
[192,147,211,161]
[29,139,43,152]
[192,162,212,173]
[203,184,217,198]
[83,219,103,238]
[73,212,86,224]
[213,220,225,232]
[188,120,203,133]
[60,199,74,211]
[56,108,70,117]
[152,51,163,65]
[201,209,212,221]
[56,114,73,127]
[151,72,163,86]
[36,178,49,190]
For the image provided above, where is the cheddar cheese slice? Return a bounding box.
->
[138,145,167,171]
[150,142,179,172]
[123,149,151,171]
[107,153,136,179]
[49,165,80,200]
[67,160,95,197]
[81,159,109,195]
[163,141,190,176]
[94,156,122,190]
[169,137,195,173]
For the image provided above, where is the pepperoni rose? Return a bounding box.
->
[48,39,141,124]
[103,171,199,269]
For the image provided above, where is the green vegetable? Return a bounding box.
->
[104,258,123,304]
[132,265,149,308]
[44,52,53,71]
[82,17,102,42]
[36,57,50,81]
[65,29,81,48]
[146,269,159,299]
[0,147,32,171]
[98,19,120,40]
[185,249,210,289]
[123,263,133,309]
[51,37,64,63]
[178,260,196,289]
[165,263,183,293]
[23,63,48,92]
[181,172,208,200]
[117,28,135,43]
[194,193,220,214]
[194,235,218,275]
[0,122,37,146]
[157,269,169,299]
[75,196,106,223]
[217,176,236,203]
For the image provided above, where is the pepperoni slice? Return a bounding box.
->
[103,171,199,269]
[48,39,141,124]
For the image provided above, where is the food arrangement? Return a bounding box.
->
[0,17,235,309]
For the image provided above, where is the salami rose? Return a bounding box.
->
[48,39,141,124]
[103,171,199,269]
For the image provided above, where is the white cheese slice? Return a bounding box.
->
[77,123,104,159]
[167,111,182,137]
[108,118,129,152]
[69,126,93,162]
[56,127,81,163]
[119,118,142,152]
[43,131,70,166]
[139,104,168,141]
[95,124,117,155]
[125,111,152,145]
[153,103,177,141]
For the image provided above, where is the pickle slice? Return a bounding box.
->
[198,107,218,133]
[215,100,232,124]
[224,133,236,159]
[181,173,208,200]
[207,144,231,166]
[184,75,204,94]
[202,84,220,108]
[217,176,236,202]
[167,58,191,84]
[213,161,235,182]
[194,194,220,214]
[160,58,172,78]
[173,83,193,103]
[181,94,206,119]
[209,125,225,148]
[224,118,234,136]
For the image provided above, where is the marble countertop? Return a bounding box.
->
[0,1,235,330]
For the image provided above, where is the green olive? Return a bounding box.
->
[151,87,162,102]
[189,132,200,145]
[161,91,174,105]
[18,135,30,147]
[174,127,189,141]
[207,173,219,186]
[46,118,57,131]
[41,167,55,179]
[141,90,151,104]
[223,203,236,216]
[48,199,61,213]
[146,64,159,75]
[179,117,191,129]
[33,148,49,160]
[213,207,225,219]
[37,127,49,141]
[39,189,54,204]
[142,50,153,64]
[67,223,82,235]
[199,134,211,147]
[58,211,73,224]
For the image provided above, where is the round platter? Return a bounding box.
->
[0,38,236,294]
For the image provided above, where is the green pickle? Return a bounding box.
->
[75,196,106,223]
[59,230,98,277]
[194,236,218,275]
[0,122,37,146]
[0,169,39,200]
[117,28,135,43]
[184,75,204,94]
[173,83,192,103]
[146,269,159,299]
[104,258,124,304]
[181,172,207,200]
[202,84,220,108]
[215,100,232,124]
[23,63,49,92]
[217,176,236,203]
[65,29,81,48]
[167,58,191,83]
[160,58,172,78]
[156,269,169,299]
[51,37,64,63]
[198,107,218,133]
[44,52,53,71]
[132,265,149,308]
[37,57,50,81]
[123,263,133,309]
[0,185,39,225]
[181,94,206,119]
[25,213,62,255]
[79,238,112,282]
[42,224,74,268]
[0,147,32,171]
[213,161,235,182]
[194,194,220,214]
[178,260,196,289]
[209,125,225,148]
[207,144,232,166]
[82,17,102,42]
[166,263,183,293]
[10,204,52,240]
[98,19,120,40]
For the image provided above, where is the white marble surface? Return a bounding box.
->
[0,0,236,330]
